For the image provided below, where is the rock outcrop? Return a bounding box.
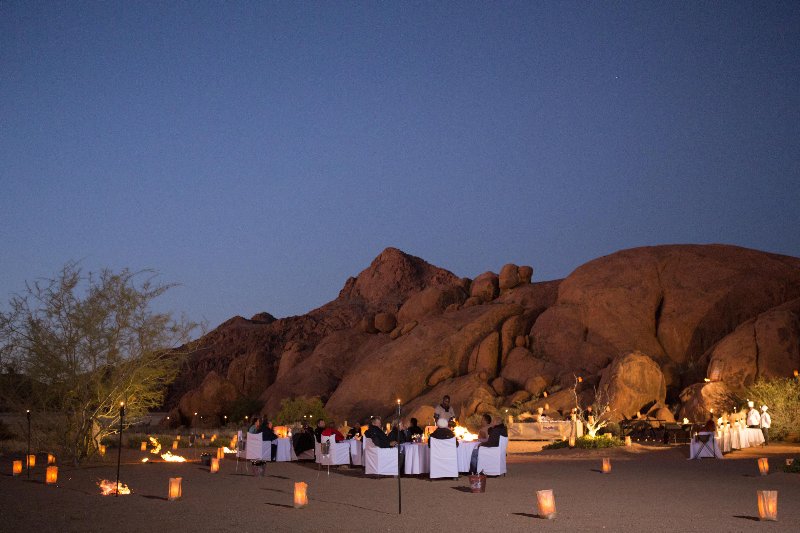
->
[598,351,667,420]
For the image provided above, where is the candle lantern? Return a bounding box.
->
[758,457,769,476]
[536,489,556,519]
[201,433,205,440]
[757,490,778,521]
[140,441,147,451]
[294,482,308,508]
[176,435,181,440]
[168,477,182,501]
[27,454,36,468]
[172,440,179,450]
[625,436,632,447]
[602,457,611,474]
[46,466,58,485]
[47,454,56,465]
[99,444,106,456]
[12,460,22,476]
[568,435,575,448]
[210,458,220,473]
[216,447,224,460]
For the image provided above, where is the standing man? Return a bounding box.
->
[746,401,761,428]
[760,405,771,446]
[433,395,457,426]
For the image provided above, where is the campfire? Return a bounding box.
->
[454,426,479,441]
[98,479,132,495]
[222,446,236,454]
[148,436,162,455]
[160,451,188,462]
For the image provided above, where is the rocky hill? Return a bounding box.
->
[166,244,800,426]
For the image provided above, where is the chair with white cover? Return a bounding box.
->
[349,439,363,466]
[319,435,351,467]
[689,432,722,459]
[476,436,508,476]
[429,437,458,479]
[245,432,272,473]
[363,435,399,476]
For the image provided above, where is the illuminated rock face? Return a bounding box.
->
[168,245,800,424]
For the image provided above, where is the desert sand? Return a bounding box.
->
[2,442,799,532]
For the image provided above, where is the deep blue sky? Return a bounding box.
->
[2,2,799,329]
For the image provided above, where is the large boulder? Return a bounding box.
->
[678,382,738,423]
[705,298,800,392]
[499,264,521,291]
[178,371,240,420]
[518,265,533,284]
[374,312,397,334]
[500,347,560,390]
[397,285,466,324]
[531,245,800,380]
[470,272,499,302]
[598,351,667,420]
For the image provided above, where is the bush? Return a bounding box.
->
[744,378,800,441]
[542,434,623,450]
[274,396,327,426]
[228,397,264,424]
[0,420,15,441]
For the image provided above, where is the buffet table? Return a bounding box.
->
[508,420,583,441]
[715,426,765,453]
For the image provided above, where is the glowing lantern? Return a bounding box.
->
[46,466,58,485]
[140,441,147,451]
[794,370,798,378]
[536,489,556,519]
[27,454,36,468]
[568,434,575,448]
[12,460,22,476]
[625,436,632,447]
[786,458,794,467]
[47,454,56,465]
[602,458,611,474]
[757,490,778,521]
[577,376,583,383]
[210,458,220,473]
[176,435,181,440]
[543,391,548,398]
[544,403,550,411]
[294,481,308,508]
[168,477,182,501]
[216,447,224,460]
[99,444,106,456]
[172,440,179,450]
[201,433,205,440]
[758,458,769,476]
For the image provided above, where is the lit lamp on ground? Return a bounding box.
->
[536,489,556,519]
[758,457,769,476]
[210,458,220,473]
[168,477,182,501]
[625,436,632,447]
[294,482,308,508]
[568,434,576,448]
[602,457,611,474]
[99,444,106,456]
[47,454,56,465]
[46,466,58,485]
[140,441,147,451]
[172,440,179,450]
[12,460,22,476]
[757,490,778,521]
[27,454,36,468]
[216,447,224,460]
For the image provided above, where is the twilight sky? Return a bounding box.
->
[2,2,799,329]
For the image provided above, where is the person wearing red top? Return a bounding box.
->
[321,426,345,442]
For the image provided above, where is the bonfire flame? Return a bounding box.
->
[141,457,149,463]
[148,436,161,455]
[98,479,132,495]
[222,446,235,454]
[453,426,479,442]
[160,451,188,462]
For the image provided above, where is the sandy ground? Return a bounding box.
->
[1,442,799,532]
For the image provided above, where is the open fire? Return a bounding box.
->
[454,426,479,441]
[222,446,236,454]
[98,479,132,495]
[148,436,162,455]
[160,451,188,462]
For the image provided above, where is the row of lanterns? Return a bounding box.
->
[12,453,59,485]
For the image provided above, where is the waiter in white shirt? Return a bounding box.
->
[746,401,761,428]
[760,405,771,446]
[433,395,457,426]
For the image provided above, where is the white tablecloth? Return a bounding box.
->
[457,441,480,473]
[274,437,297,461]
[508,420,583,440]
[348,439,362,465]
[689,432,723,459]
[401,442,430,475]
[716,427,765,453]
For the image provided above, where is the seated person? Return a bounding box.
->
[427,417,458,447]
[347,423,362,439]
[321,422,345,442]
[469,416,507,473]
[262,419,279,461]
[477,413,492,442]
[702,416,717,433]
[406,418,424,439]
[387,420,409,444]
[314,419,326,443]
[365,416,395,448]
[248,416,262,433]
[293,424,316,457]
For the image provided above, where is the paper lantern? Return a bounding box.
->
[46,466,58,485]
[210,458,220,473]
[201,433,205,440]
[99,444,106,456]
[176,435,181,440]
[168,477,182,501]
[758,457,769,476]
[757,490,778,521]
[27,454,36,468]
[294,482,308,509]
[216,447,224,460]
[602,457,611,474]
[568,435,575,447]
[12,460,22,476]
[47,454,56,465]
[625,436,632,447]
[786,458,794,467]
[172,440,179,450]
[140,441,147,451]
[536,489,556,519]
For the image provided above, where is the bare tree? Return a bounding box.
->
[0,262,199,463]
[571,376,614,437]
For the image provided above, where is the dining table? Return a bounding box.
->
[399,440,481,474]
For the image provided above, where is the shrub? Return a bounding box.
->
[542,434,623,450]
[274,396,327,426]
[744,378,800,441]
